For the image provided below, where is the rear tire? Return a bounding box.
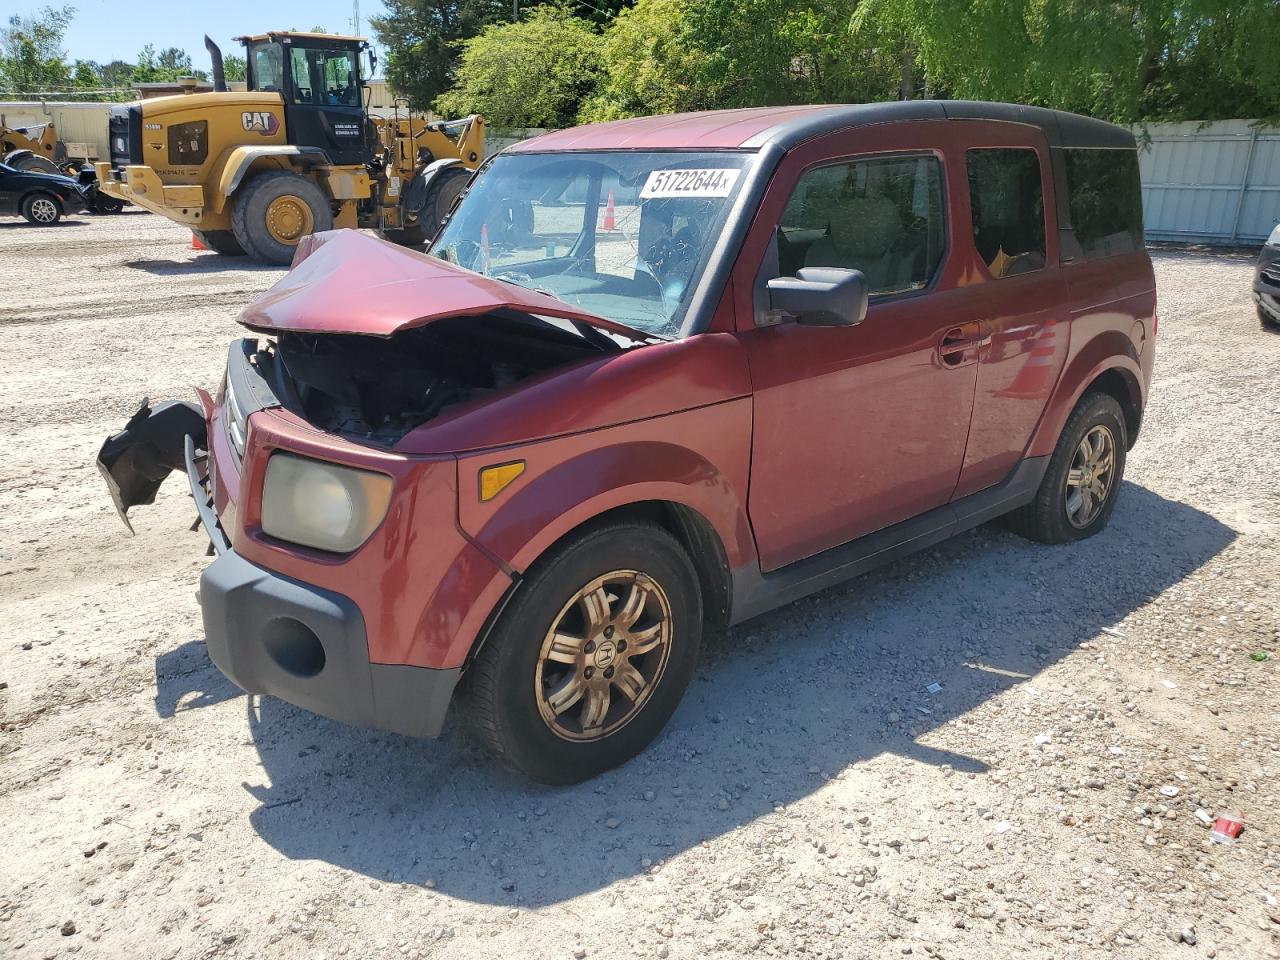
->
[461,521,702,784]
[194,229,245,256]
[230,171,332,265]
[21,192,62,225]
[92,194,125,215]
[1008,391,1127,544]
[11,153,61,175]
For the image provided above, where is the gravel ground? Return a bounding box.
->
[1,212,1278,960]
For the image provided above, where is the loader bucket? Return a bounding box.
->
[97,399,208,533]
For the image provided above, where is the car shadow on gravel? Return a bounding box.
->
[191,481,1233,907]
[124,258,285,277]
[154,639,241,718]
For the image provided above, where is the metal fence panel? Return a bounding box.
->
[1136,120,1280,244]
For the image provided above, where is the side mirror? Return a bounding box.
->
[368,49,378,76]
[766,267,868,327]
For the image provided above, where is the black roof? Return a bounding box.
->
[741,100,1136,152]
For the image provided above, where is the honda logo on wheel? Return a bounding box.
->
[241,112,280,135]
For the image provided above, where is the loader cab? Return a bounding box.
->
[241,32,369,166]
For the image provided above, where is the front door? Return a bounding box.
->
[737,133,980,572]
[282,43,368,166]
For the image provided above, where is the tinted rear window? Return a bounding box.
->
[1064,149,1144,259]
[966,148,1046,278]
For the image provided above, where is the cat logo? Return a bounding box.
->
[241,111,280,135]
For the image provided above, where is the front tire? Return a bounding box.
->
[230,171,332,265]
[462,521,702,784]
[1259,301,1280,330]
[21,193,62,225]
[1008,391,1127,544]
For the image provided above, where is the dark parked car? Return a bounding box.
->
[99,101,1156,783]
[0,161,91,224]
[1255,224,1280,329]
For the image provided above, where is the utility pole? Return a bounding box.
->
[513,0,519,21]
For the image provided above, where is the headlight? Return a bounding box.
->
[1268,223,1280,247]
[260,453,393,553]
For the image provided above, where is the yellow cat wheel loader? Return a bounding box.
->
[95,32,484,263]
[1,120,64,173]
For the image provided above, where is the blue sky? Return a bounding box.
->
[46,1,389,71]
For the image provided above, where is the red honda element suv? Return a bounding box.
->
[99,102,1156,783]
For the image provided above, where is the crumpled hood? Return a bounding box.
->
[238,229,646,341]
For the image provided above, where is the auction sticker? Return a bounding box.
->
[641,168,740,199]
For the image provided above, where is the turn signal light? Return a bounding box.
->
[479,461,526,502]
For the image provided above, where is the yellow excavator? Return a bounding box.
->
[95,32,485,263]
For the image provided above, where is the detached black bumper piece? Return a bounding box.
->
[97,399,207,532]
[199,550,460,739]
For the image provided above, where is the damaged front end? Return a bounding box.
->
[94,229,644,537]
[96,399,208,533]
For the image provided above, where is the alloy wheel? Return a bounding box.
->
[534,570,673,741]
[30,197,58,223]
[1065,424,1116,528]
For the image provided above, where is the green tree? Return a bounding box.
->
[436,5,605,126]
[685,0,902,108]
[100,59,134,87]
[0,5,75,96]
[858,0,1280,122]
[372,0,517,109]
[131,43,206,84]
[579,0,711,122]
[71,58,98,96]
[223,54,247,83]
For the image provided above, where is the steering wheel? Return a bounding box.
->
[441,238,483,271]
[492,269,537,288]
[632,258,672,317]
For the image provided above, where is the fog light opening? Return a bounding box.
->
[262,617,326,678]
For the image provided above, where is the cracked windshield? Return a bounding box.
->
[431,151,752,339]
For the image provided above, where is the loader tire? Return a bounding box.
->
[10,152,61,175]
[384,164,471,249]
[193,229,245,256]
[231,171,332,265]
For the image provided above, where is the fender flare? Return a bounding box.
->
[1028,330,1145,458]
[215,145,329,211]
[460,440,757,581]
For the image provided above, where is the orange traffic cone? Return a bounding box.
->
[603,190,616,231]
[191,232,207,251]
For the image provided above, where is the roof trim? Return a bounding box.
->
[740,100,1135,151]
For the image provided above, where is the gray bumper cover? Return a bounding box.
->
[199,541,459,740]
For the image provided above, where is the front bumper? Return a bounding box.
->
[94,162,205,224]
[188,440,461,739]
[1254,245,1280,321]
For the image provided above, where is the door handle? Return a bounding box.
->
[938,327,989,366]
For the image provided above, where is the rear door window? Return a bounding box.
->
[966,148,1047,278]
[778,154,946,297]
[1064,149,1144,258]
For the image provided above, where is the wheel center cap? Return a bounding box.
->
[593,640,617,669]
